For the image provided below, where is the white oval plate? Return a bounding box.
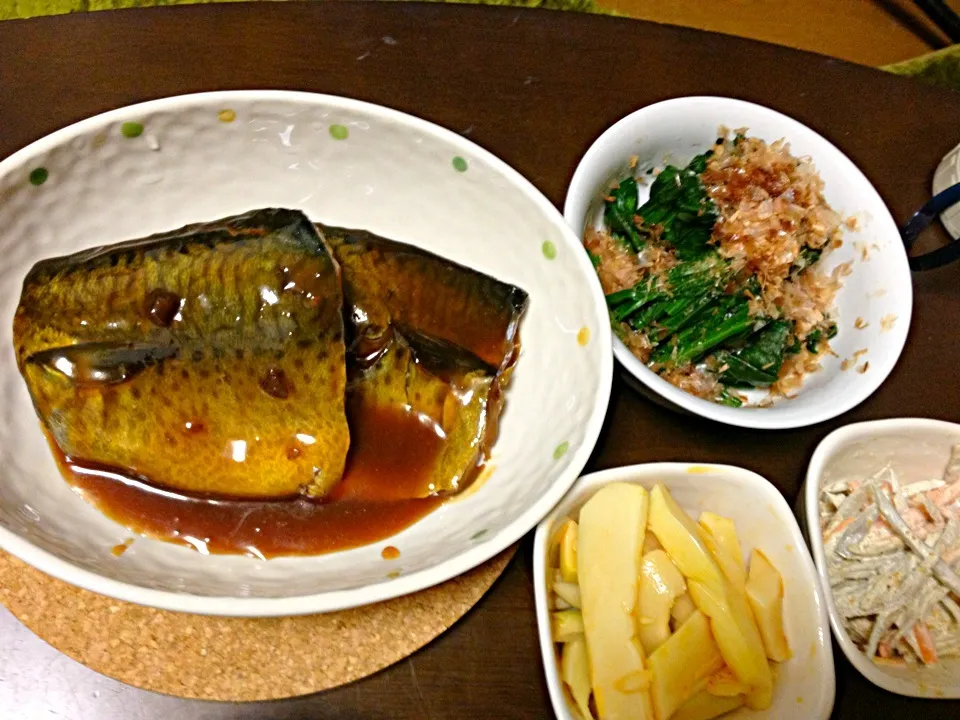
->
[535,463,835,720]
[564,96,913,429]
[0,91,612,616]
[805,418,960,698]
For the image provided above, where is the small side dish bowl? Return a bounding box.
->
[564,96,912,429]
[534,462,835,720]
[804,417,960,698]
[0,91,612,616]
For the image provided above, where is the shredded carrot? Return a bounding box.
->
[943,546,960,565]
[823,517,855,541]
[914,622,938,666]
[877,641,892,659]
[929,482,960,508]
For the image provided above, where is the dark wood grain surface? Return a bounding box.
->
[1,3,960,718]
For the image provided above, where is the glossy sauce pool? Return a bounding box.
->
[58,401,449,558]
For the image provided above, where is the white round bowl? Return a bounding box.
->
[564,96,912,429]
[534,463,836,720]
[0,91,612,616]
[804,417,960,698]
[933,141,960,240]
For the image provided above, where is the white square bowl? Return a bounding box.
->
[804,417,960,698]
[534,462,835,720]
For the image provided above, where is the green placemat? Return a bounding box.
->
[1,1,958,93]
[884,44,960,93]
[0,0,223,18]
[0,0,603,21]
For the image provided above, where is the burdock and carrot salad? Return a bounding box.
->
[586,129,851,406]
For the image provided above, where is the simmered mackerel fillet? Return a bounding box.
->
[13,209,349,498]
[347,327,497,497]
[321,226,529,495]
[321,226,528,371]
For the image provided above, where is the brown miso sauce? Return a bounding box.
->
[381,545,400,560]
[57,401,445,558]
[329,398,446,503]
[111,538,134,556]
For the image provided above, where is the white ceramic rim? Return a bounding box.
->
[932,140,960,241]
[535,462,836,720]
[805,417,960,698]
[0,90,613,616]
[563,96,913,430]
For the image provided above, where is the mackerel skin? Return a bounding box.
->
[14,209,349,499]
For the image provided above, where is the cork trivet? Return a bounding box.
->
[0,546,515,701]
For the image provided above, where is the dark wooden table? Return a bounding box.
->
[1,3,959,718]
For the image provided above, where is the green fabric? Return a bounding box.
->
[0,0,266,21]
[0,0,603,21]
[1,1,957,93]
[0,0,221,20]
[883,44,960,93]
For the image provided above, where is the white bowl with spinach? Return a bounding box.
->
[564,97,911,429]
